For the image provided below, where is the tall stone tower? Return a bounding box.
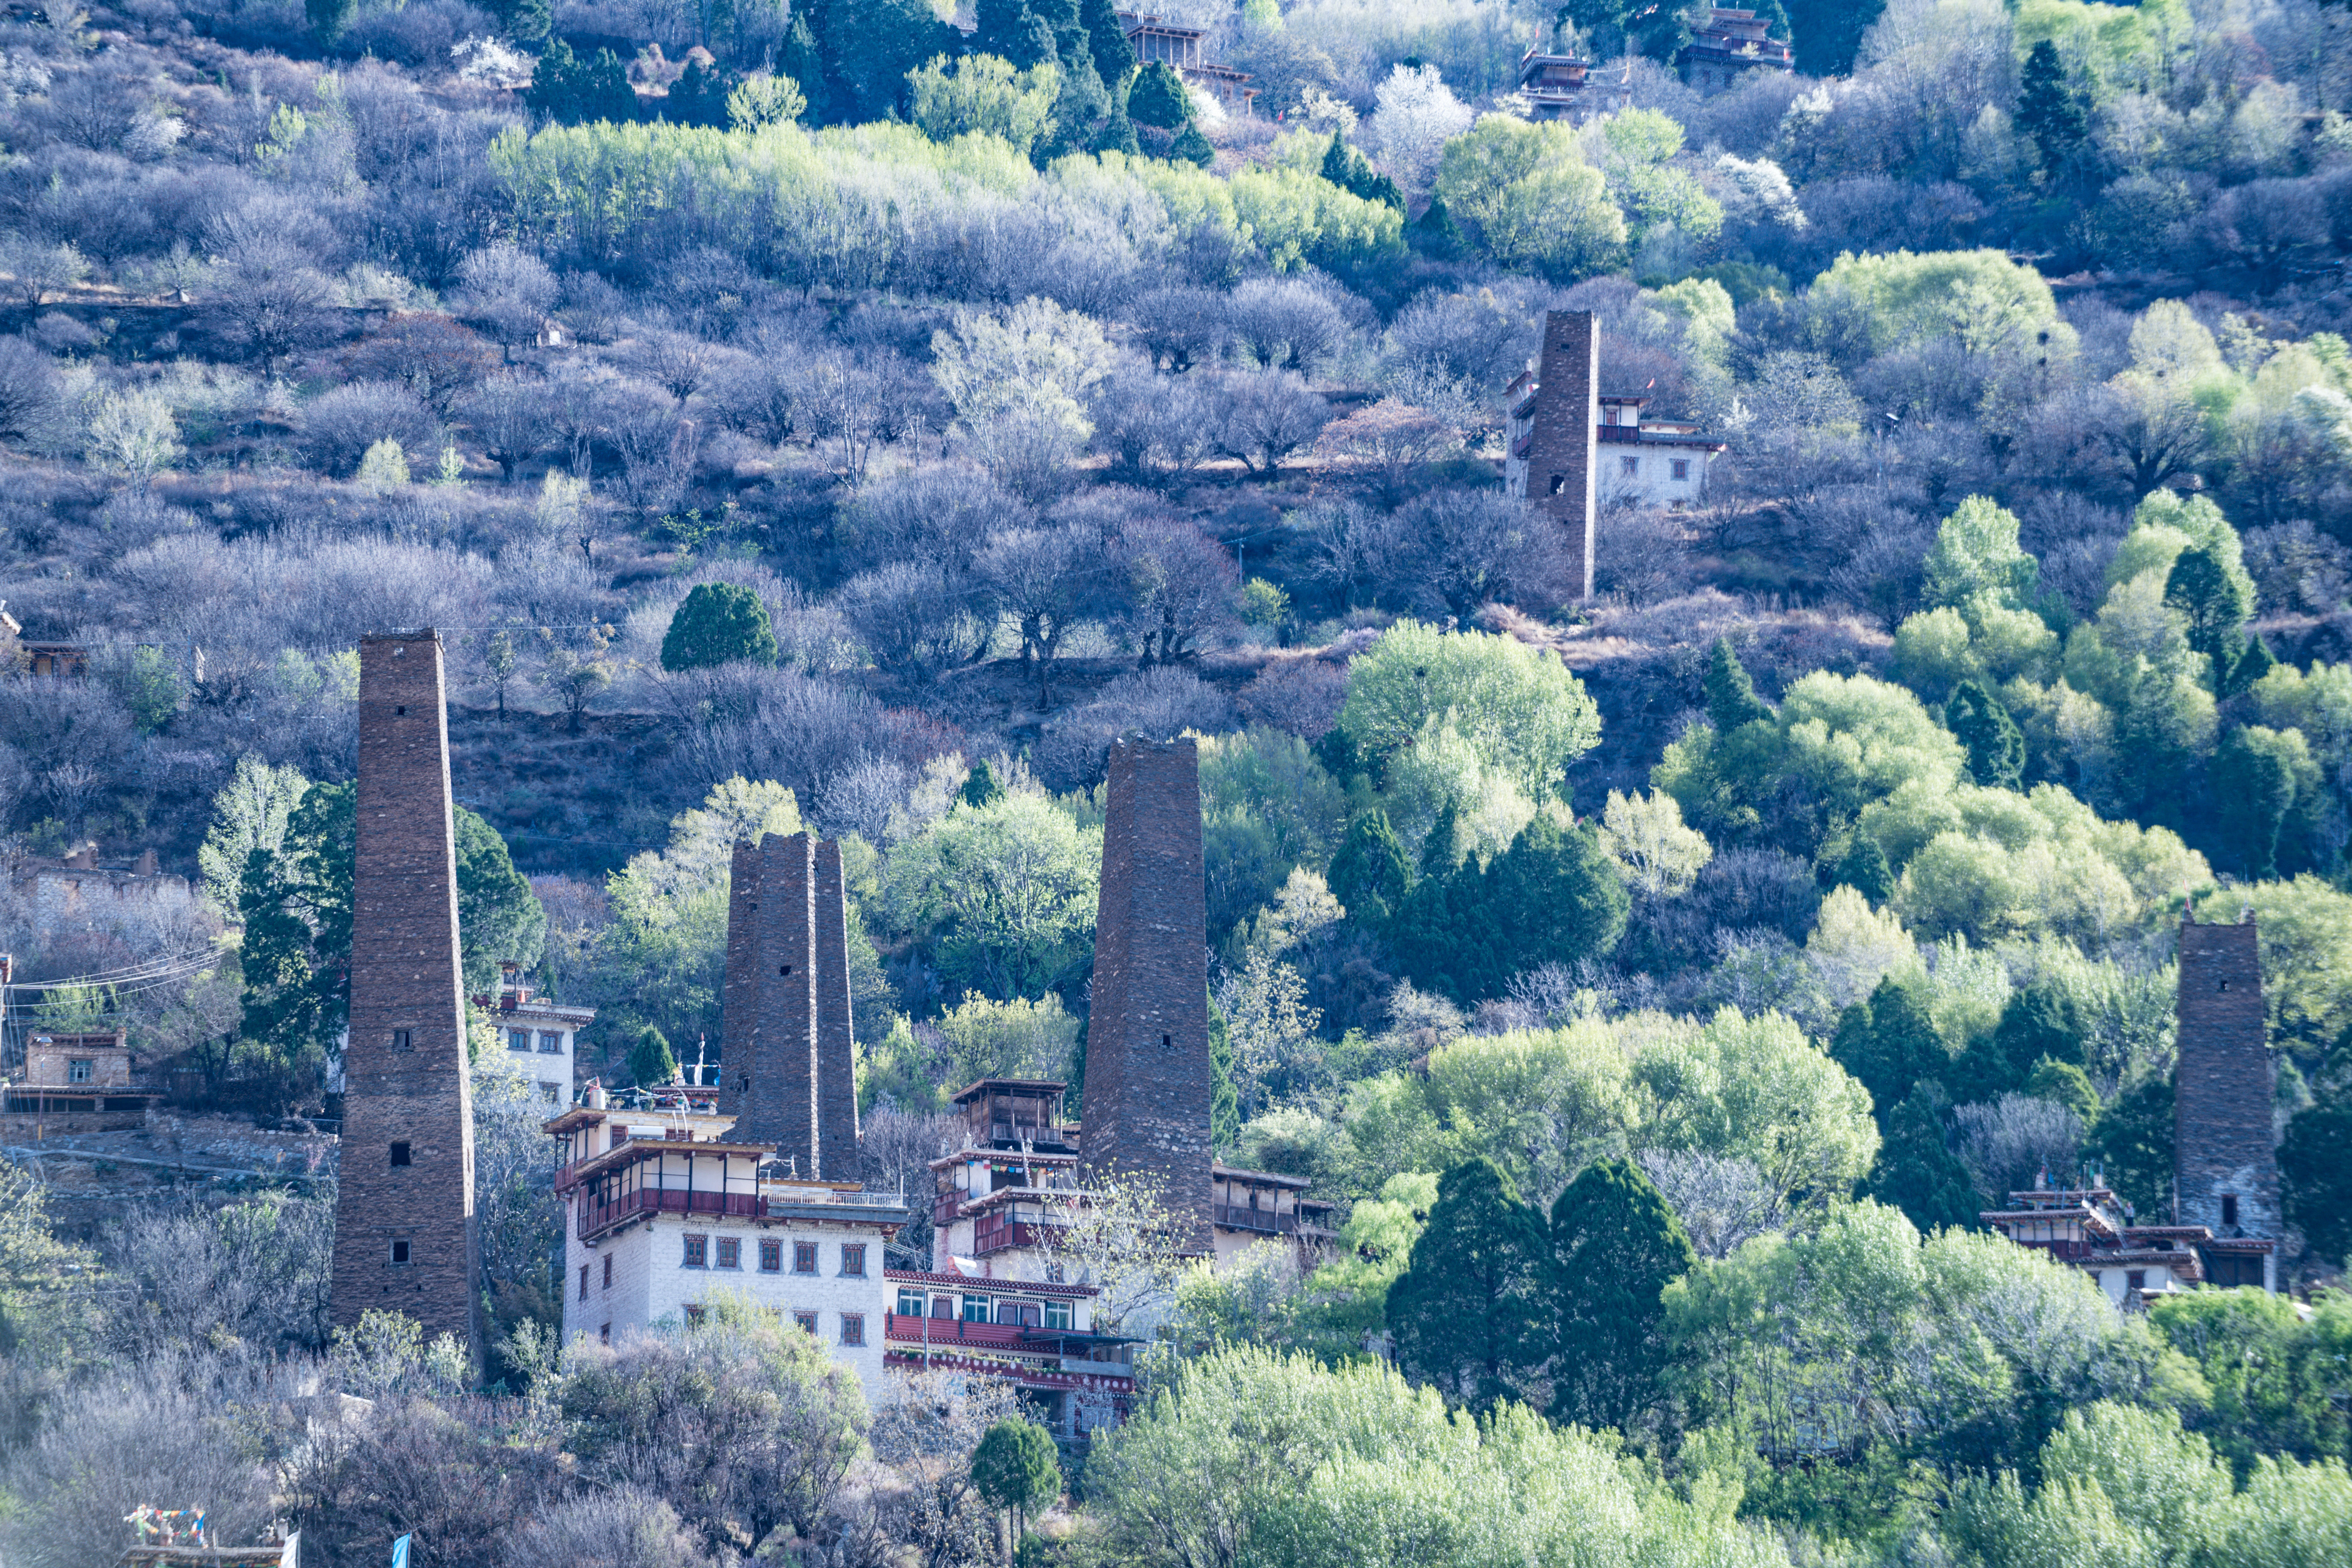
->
[1528,309,1599,601]
[2175,915,2278,1290]
[721,832,858,1180]
[1082,737,1213,1251]
[330,631,481,1362]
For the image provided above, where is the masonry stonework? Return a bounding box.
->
[1082,738,1213,1251]
[2174,915,2278,1288]
[814,838,859,1181]
[1528,309,1599,601]
[330,632,481,1363]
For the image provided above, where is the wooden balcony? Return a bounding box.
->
[1214,1203,1298,1235]
[576,1186,762,1243]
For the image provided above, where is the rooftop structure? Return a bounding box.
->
[1678,7,1793,97]
[328,630,481,1366]
[1505,338,1728,549]
[1515,51,1632,123]
[5,1027,158,1115]
[483,963,595,1106]
[1979,1182,2211,1308]
[1211,1162,1337,1266]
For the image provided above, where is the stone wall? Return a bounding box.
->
[814,839,859,1181]
[2174,917,2278,1248]
[1081,738,1212,1251]
[720,833,856,1180]
[329,632,481,1363]
[1528,309,1599,601]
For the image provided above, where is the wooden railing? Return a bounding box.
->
[577,1186,761,1242]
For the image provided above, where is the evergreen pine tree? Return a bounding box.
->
[1328,809,1412,929]
[661,583,779,671]
[816,0,955,122]
[306,0,355,40]
[2219,632,2276,699]
[1461,816,1629,1000]
[1784,0,1885,76]
[1078,0,1135,82]
[1387,1158,1548,1411]
[1169,120,1214,167]
[1704,637,1772,733]
[664,56,737,126]
[1208,987,1239,1150]
[2282,1102,2352,1269]
[2163,546,2252,668]
[630,1025,679,1086]
[1834,834,1895,903]
[2211,728,2296,879]
[2024,1058,2100,1125]
[2015,38,2088,176]
[497,0,551,42]
[962,758,1005,809]
[1317,132,1402,209]
[779,9,830,121]
[1831,975,1947,1114]
[1945,678,2024,790]
[1545,1157,1695,1432]
[2091,1076,2173,1215]
[1127,60,1191,129]
[1091,102,1141,155]
[1865,1086,1981,1232]
[1411,195,1465,259]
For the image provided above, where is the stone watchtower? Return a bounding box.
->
[721,832,858,1180]
[1528,309,1599,601]
[1082,738,1213,1252]
[329,631,482,1362]
[2175,915,2279,1290]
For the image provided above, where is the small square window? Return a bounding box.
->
[603,1254,613,1290]
[390,1142,412,1167]
[962,1296,991,1324]
[716,1237,741,1270]
[839,1313,865,1347]
[67,1059,93,1083]
[840,1243,867,1278]
[682,1234,708,1269]
[579,1264,590,1301]
[390,1029,412,1053]
[684,1303,707,1328]
[760,1239,782,1272]
[1671,458,1689,480]
[1045,1300,1073,1330]
[793,1241,818,1275]
[508,1029,531,1053]
[793,1310,819,1336]
[1620,456,1639,477]
[1548,474,1565,495]
[390,1240,411,1265]
[541,1083,561,1103]
[898,1288,927,1317]
[2127,1270,2147,1292]
[539,1031,563,1054]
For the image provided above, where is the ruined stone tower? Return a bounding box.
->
[721,832,858,1180]
[1527,309,1599,601]
[1082,737,1213,1251]
[330,631,481,1361]
[2175,915,2279,1290]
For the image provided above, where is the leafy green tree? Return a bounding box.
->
[1704,637,1771,733]
[1339,621,1602,800]
[2092,1076,2174,1215]
[2211,727,2296,878]
[972,1417,1062,1555]
[238,783,356,1066]
[2149,1289,2349,1475]
[1923,495,2040,611]
[629,1025,678,1086]
[200,756,312,912]
[1545,1157,1695,1432]
[1127,60,1190,129]
[2282,1103,2352,1269]
[661,583,779,672]
[1945,678,2023,790]
[1327,809,1411,929]
[1993,980,2085,1080]
[2025,1059,2101,1125]
[1831,975,1948,1114]
[1387,1158,1546,1411]
[883,791,1102,1000]
[1864,1086,1982,1232]
[815,0,956,123]
[2015,38,2087,176]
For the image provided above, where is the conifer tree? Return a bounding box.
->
[2092,1077,2174,1215]
[630,1025,679,1086]
[962,758,1005,809]
[1546,1157,1695,1432]
[1945,678,2024,790]
[2282,1102,2352,1269]
[1454,816,1628,1000]
[1208,987,1239,1150]
[1127,60,1191,129]
[1411,196,1465,259]
[1834,834,1894,903]
[1328,809,1411,929]
[661,582,778,672]
[1388,1158,1548,1411]
[1079,0,1135,82]
[1704,637,1771,733]
[1865,1086,1980,1232]
[1831,975,1947,1113]
[2211,728,2295,879]
[1169,120,1213,167]
[2015,38,2087,176]
[664,56,737,126]
[779,9,829,120]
